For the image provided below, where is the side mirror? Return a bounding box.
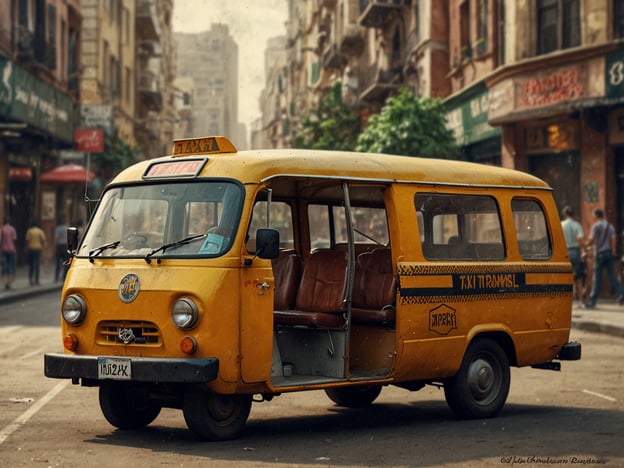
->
[67,227,79,254]
[255,228,279,259]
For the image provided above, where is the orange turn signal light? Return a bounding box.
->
[63,334,79,351]
[180,335,198,355]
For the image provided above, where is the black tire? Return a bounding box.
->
[325,385,382,408]
[444,338,510,419]
[183,389,252,441]
[99,382,161,429]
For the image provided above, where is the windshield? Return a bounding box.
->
[77,181,244,259]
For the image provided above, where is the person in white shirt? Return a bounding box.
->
[561,206,586,304]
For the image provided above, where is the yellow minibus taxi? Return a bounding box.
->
[44,136,581,440]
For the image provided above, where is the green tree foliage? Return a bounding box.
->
[356,88,459,158]
[291,83,360,151]
[95,135,143,176]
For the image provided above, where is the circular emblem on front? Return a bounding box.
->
[118,274,140,303]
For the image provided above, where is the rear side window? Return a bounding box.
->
[415,193,505,260]
[512,198,551,260]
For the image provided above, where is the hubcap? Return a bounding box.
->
[467,356,499,404]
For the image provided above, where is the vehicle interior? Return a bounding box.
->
[246,177,397,388]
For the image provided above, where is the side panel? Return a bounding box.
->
[388,185,573,382]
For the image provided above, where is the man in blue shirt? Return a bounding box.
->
[585,208,624,308]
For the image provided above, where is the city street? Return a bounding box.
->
[0,291,622,467]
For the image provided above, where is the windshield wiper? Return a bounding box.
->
[144,234,206,264]
[88,240,121,263]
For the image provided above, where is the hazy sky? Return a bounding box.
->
[172,0,288,130]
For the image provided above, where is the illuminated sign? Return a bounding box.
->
[171,136,237,156]
[143,158,207,179]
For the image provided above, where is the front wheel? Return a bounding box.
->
[325,385,382,408]
[99,382,161,429]
[183,389,252,441]
[444,338,510,419]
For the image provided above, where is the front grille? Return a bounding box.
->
[97,321,162,346]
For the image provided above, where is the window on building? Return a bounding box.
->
[615,0,624,38]
[47,4,56,70]
[459,1,470,59]
[476,0,488,55]
[124,66,131,102]
[102,41,110,86]
[537,0,580,55]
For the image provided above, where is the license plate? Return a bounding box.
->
[97,357,131,380]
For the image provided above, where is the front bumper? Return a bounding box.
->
[44,353,219,383]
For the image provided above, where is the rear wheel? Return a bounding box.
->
[444,338,510,419]
[99,382,161,429]
[325,385,382,408]
[183,389,252,441]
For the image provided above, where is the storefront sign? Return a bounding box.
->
[606,48,624,100]
[0,56,74,143]
[8,167,32,181]
[75,129,104,153]
[519,68,583,108]
[446,86,501,146]
[489,58,604,123]
[80,105,113,132]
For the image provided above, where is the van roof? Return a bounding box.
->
[114,148,550,190]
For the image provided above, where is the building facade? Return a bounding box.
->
[0,0,177,264]
[259,0,624,293]
[175,25,246,149]
[0,0,81,261]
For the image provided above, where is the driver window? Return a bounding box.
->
[246,201,294,253]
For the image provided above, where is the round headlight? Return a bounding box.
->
[172,297,199,329]
[62,295,87,325]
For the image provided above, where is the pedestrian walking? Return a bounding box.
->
[561,206,586,305]
[1,216,17,289]
[54,216,69,282]
[585,208,624,308]
[25,220,46,286]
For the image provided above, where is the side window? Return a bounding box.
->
[415,193,505,260]
[308,204,389,249]
[512,198,551,260]
[246,201,294,252]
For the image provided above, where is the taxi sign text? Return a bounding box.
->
[171,136,237,156]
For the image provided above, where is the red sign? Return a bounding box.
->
[75,129,104,153]
[143,159,207,179]
[8,167,32,181]
[519,68,583,108]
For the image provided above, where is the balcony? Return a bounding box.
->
[339,24,365,56]
[137,0,160,41]
[359,61,403,103]
[358,0,410,28]
[322,43,346,70]
[137,71,163,112]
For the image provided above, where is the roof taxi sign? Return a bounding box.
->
[171,136,237,157]
[143,158,207,179]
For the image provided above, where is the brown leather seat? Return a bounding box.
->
[351,248,397,325]
[274,249,348,328]
[272,249,302,311]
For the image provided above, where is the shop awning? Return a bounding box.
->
[40,164,95,184]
